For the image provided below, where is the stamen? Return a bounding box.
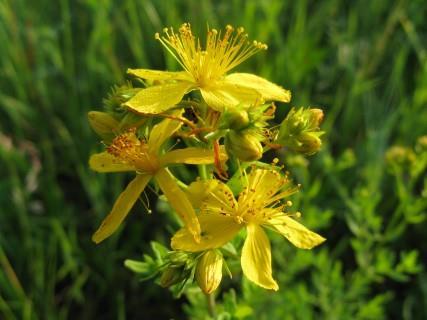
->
[106,128,155,171]
[154,23,268,85]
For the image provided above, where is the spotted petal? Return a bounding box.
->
[89,152,135,173]
[171,213,242,251]
[268,215,326,249]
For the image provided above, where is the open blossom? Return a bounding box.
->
[125,23,291,114]
[89,109,227,243]
[171,168,325,290]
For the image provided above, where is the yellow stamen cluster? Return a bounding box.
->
[237,169,300,224]
[107,129,158,173]
[198,168,301,225]
[155,23,267,87]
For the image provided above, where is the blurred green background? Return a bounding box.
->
[1,0,426,319]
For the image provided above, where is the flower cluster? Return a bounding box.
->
[88,23,325,294]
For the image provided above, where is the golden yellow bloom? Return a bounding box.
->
[125,23,291,113]
[89,109,227,244]
[171,168,325,290]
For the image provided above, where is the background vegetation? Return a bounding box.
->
[0,0,426,319]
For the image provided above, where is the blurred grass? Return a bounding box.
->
[0,0,426,319]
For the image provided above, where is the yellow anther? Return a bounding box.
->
[154,32,160,39]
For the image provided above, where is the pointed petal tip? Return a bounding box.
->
[91,232,104,244]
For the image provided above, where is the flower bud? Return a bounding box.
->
[160,267,182,288]
[293,132,323,155]
[88,111,119,140]
[277,107,324,155]
[103,82,140,114]
[168,251,191,266]
[196,250,223,294]
[220,108,250,131]
[225,130,263,161]
[385,146,416,170]
[415,135,427,154]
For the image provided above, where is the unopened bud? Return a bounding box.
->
[88,111,119,139]
[169,251,191,266]
[294,132,323,155]
[385,146,416,169]
[416,135,427,153]
[160,267,182,288]
[310,108,324,126]
[277,107,324,155]
[196,250,223,294]
[225,130,263,161]
[220,108,250,131]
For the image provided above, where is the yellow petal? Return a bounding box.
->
[92,174,151,244]
[190,179,238,215]
[200,81,261,111]
[241,224,279,290]
[155,169,201,242]
[171,213,242,251]
[127,68,193,81]
[124,82,194,114]
[238,168,284,206]
[225,73,291,103]
[89,152,135,173]
[160,146,227,166]
[268,215,326,249]
[148,109,184,154]
[186,180,222,209]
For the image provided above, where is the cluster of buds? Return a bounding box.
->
[218,104,275,161]
[276,107,324,155]
[385,136,427,177]
[159,251,196,288]
[87,23,326,296]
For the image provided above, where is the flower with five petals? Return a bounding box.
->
[125,23,291,114]
[171,168,325,290]
[90,109,227,243]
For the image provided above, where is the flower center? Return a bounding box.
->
[107,129,159,173]
[155,23,268,87]
[236,168,301,223]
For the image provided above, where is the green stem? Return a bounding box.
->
[206,293,216,318]
[198,164,209,180]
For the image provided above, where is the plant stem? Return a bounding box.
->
[206,293,216,318]
[198,164,209,180]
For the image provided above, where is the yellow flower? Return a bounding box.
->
[171,168,325,290]
[125,23,291,113]
[89,109,227,244]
